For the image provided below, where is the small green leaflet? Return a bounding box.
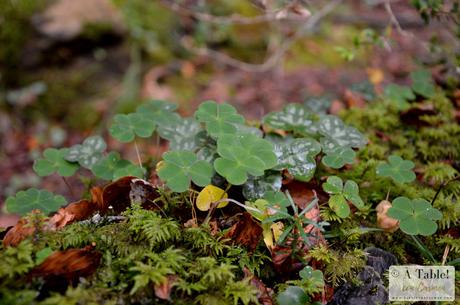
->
[242,172,282,201]
[157,117,202,150]
[276,286,309,305]
[376,155,416,184]
[322,176,364,218]
[194,101,245,138]
[35,248,53,265]
[33,148,79,177]
[387,196,442,236]
[410,70,435,98]
[6,188,67,216]
[384,84,415,110]
[158,150,213,192]
[273,138,321,182]
[321,146,356,169]
[318,115,367,152]
[263,104,318,135]
[65,135,106,169]
[92,152,144,180]
[109,113,155,143]
[214,134,277,185]
[136,100,179,126]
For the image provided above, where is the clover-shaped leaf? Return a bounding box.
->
[318,116,367,153]
[264,191,290,212]
[299,266,324,288]
[274,138,321,182]
[411,70,435,98]
[194,101,245,138]
[214,134,277,185]
[387,196,442,236]
[136,100,179,126]
[321,146,356,169]
[33,148,79,177]
[109,113,155,143]
[376,155,416,184]
[322,176,364,218]
[263,104,318,135]
[158,150,213,192]
[6,188,67,216]
[276,286,309,305]
[242,172,282,201]
[304,96,332,114]
[158,117,202,150]
[65,136,106,169]
[92,152,144,180]
[384,84,415,110]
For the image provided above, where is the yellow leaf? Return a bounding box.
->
[367,68,384,85]
[271,222,284,242]
[155,161,165,172]
[196,185,228,211]
[262,223,273,249]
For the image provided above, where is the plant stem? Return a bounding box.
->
[62,177,75,198]
[134,139,143,170]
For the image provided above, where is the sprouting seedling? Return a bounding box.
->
[214,134,277,185]
[321,146,356,169]
[6,188,67,216]
[65,135,106,169]
[263,103,318,136]
[376,154,416,184]
[387,196,442,236]
[262,191,325,247]
[33,148,79,177]
[194,100,245,138]
[92,152,144,180]
[322,176,364,218]
[157,150,213,192]
[318,115,367,153]
[273,138,321,182]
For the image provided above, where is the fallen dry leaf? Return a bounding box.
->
[48,199,96,230]
[376,200,399,233]
[30,245,102,285]
[344,89,366,108]
[224,212,263,252]
[3,210,46,247]
[129,178,160,210]
[101,176,135,214]
[243,267,274,305]
[154,275,177,300]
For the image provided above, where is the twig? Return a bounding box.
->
[431,176,460,206]
[441,245,450,266]
[384,0,405,35]
[61,177,75,198]
[185,0,342,72]
[159,0,307,25]
[134,139,143,170]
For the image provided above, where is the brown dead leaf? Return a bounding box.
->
[3,210,46,247]
[224,212,263,252]
[344,89,366,108]
[90,186,104,212]
[130,178,160,210]
[101,176,134,214]
[243,267,274,305]
[154,275,177,300]
[376,200,399,233]
[30,245,102,284]
[283,181,317,210]
[48,199,96,230]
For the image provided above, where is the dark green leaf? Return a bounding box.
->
[6,188,67,216]
[33,148,79,177]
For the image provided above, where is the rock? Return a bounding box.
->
[328,267,388,305]
[34,0,125,41]
[328,248,397,305]
[365,247,398,276]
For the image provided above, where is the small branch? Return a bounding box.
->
[431,176,460,206]
[384,0,405,35]
[185,0,342,72]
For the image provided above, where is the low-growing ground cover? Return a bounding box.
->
[1,70,459,305]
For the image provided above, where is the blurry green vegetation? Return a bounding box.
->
[0,0,46,86]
